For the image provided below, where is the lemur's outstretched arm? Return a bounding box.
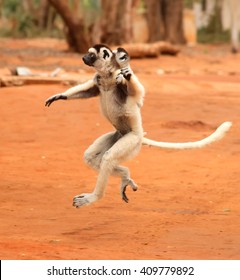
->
[45,78,100,107]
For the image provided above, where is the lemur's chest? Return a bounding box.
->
[98,75,128,113]
[99,86,127,119]
[96,73,139,130]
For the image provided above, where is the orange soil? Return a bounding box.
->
[0,39,240,259]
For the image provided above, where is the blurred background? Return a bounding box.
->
[1,0,240,261]
[0,0,239,53]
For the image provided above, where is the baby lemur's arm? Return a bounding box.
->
[115,47,144,105]
[45,78,100,107]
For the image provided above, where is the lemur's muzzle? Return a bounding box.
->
[82,53,97,66]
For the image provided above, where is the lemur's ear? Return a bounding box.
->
[101,47,112,60]
[103,49,110,59]
[91,44,113,60]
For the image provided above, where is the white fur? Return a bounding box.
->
[143,122,232,149]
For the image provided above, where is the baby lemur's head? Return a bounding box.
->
[113,47,130,69]
[82,44,130,74]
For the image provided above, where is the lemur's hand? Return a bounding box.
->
[93,74,101,86]
[45,94,67,107]
[120,67,132,81]
[116,67,133,84]
[116,72,124,84]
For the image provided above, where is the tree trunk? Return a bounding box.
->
[0,0,3,18]
[47,0,89,53]
[119,0,132,43]
[145,0,162,42]
[100,0,134,45]
[161,0,186,44]
[100,0,120,45]
[145,0,186,44]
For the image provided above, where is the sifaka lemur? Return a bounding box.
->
[45,44,232,208]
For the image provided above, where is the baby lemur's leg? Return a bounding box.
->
[73,132,141,208]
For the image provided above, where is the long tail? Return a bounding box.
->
[142,121,232,149]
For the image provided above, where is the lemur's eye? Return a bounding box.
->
[120,54,127,61]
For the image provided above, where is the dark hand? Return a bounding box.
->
[121,67,132,81]
[45,94,67,107]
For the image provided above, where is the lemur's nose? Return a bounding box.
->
[82,55,88,64]
[82,54,95,66]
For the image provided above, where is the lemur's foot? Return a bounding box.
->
[73,193,98,208]
[121,179,138,203]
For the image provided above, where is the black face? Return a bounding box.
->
[82,52,97,66]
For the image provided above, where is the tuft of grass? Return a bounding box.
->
[198,28,230,44]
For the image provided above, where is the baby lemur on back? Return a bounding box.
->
[45,44,231,208]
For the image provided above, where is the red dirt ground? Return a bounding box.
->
[0,39,240,260]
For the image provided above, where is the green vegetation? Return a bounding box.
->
[0,0,64,38]
[197,5,231,43]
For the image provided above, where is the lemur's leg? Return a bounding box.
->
[83,131,121,170]
[73,132,142,208]
[80,132,138,204]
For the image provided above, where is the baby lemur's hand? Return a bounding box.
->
[116,73,124,84]
[120,67,132,81]
[45,93,67,107]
